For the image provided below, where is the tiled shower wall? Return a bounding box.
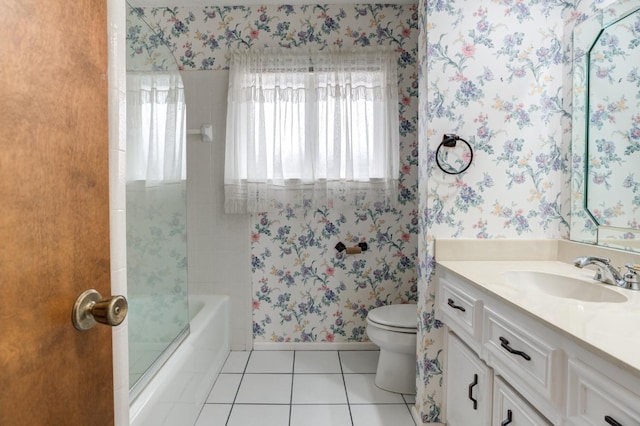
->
[183,71,253,350]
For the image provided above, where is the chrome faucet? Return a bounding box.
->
[573,256,640,291]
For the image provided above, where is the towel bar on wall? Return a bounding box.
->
[187,124,213,143]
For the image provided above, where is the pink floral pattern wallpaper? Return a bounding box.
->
[415,0,618,422]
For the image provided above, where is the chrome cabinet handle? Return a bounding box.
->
[447,298,466,312]
[499,336,531,361]
[467,374,478,410]
[501,409,513,426]
[72,289,128,331]
[605,415,623,426]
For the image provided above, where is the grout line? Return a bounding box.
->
[401,394,415,404]
[232,402,293,405]
[225,350,252,426]
[194,350,235,425]
[348,402,414,405]
[404,400,418,426]
[289,351,296,426]
[193,398,207,425]
[241,351,251,374]
[258,402,351,405]
[337,351,355,426]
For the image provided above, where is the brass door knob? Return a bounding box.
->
[72,289,128,331]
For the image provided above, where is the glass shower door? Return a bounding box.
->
[125,4,189,398]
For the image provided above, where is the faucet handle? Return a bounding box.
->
[623,264,640,291]
[593,267,605,282]
[573,256,611,267]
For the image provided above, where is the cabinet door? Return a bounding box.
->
[493,376,552,426]
[446,332,493,426]
[567,359,640,426]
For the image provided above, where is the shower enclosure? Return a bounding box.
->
[125,4,189,399]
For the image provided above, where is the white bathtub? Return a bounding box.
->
[130,294,230,426]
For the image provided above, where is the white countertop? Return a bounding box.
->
[436,259,640,375]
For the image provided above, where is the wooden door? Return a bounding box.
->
[0,1,114,425]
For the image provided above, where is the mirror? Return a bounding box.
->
[571,0,640,253]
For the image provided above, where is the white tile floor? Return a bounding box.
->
[195,350,417,426]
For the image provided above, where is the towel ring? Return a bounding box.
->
[435,134,473,175]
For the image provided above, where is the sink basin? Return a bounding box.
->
[504,271,628,303]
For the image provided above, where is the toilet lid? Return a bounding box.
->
[367,304,417,330]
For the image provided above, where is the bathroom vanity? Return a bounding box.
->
[435,239,640,426]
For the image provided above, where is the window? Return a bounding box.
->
[224,49,399,213]
[126,72,186,185]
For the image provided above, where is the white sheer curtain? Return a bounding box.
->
[224,49,399,213]
[127,72,186,185]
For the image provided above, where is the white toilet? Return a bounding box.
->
[366,303,418,394]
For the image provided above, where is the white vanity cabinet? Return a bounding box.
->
[445,332,493,426]
[438,270,553,425]
[436,265,640,426]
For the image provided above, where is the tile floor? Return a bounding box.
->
[194,350,417,426]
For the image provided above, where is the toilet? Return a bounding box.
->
[366,303,418,394]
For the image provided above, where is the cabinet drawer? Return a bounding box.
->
[483,308,563,407]
[493,376,552,426]
[438,276,482,343]
[567,359,640,426]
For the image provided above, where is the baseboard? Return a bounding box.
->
[410,405,445,426]
[252,341,378,351]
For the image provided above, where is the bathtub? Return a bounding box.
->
[130,294,230,426]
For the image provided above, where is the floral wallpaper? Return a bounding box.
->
[417,0,574,418]
[416,0,622,422]
[127,8,181,72]
[417,0,442,421]
[128,4,421,348]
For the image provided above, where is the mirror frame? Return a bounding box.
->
[570,0,640,253]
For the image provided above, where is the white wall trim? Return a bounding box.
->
[107,0,129,425]
[253,342,378,351]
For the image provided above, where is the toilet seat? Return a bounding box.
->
[367,304,417,333]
